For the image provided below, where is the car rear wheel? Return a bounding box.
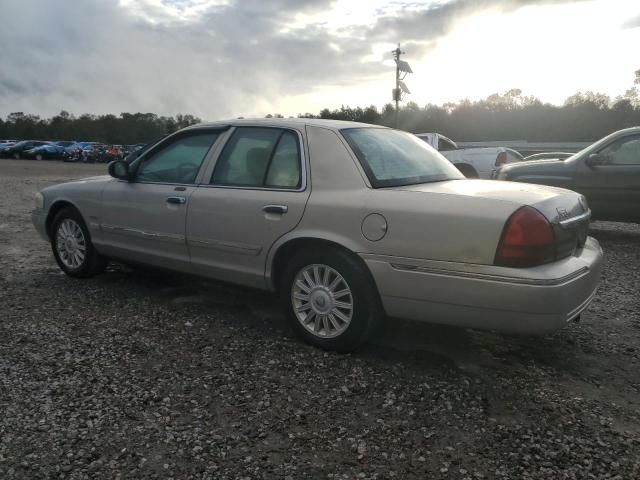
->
[51,207,107,278]
[13,153,20,159]
[280,248,383,352]
[35,154,43,161]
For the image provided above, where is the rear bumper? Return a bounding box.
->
[362,237,603,335]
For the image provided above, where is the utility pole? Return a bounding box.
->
[392,44,412,128]
[393,44,402,120]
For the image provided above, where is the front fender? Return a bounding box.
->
[42,177,112,238]
[43,196,86,236]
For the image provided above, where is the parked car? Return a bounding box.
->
[122,143,148,157]
[1,140,50,159]
[23,141,76,160]
[122,143,150,164]
[82,144,109,163]
[0,142,16,156]
[66,141,97,152]
[104,145,124,162]
[495,127,640,223]
[32,119,602,351]
[524,152,573,161]
[63,142,98,162]
[415,132,524,178]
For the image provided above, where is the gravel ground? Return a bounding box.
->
[1,159,639,479]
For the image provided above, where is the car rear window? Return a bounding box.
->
[341,128,463,188]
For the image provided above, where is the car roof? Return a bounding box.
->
[186,118,386,131]
[613,126,640,134]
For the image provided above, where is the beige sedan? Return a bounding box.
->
[33,119,602,351]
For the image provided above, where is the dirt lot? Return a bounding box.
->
[1,159,639,479]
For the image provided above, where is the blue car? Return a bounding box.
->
[0,143,16,156]
[1,140,50,159]
[23,141,76,160]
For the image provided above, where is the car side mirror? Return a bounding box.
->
[108,160,131,181]
[585,153,604,167]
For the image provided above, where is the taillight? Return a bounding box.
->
[495,151,507,167]
[494,206,555,267]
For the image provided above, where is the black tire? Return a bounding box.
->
[51,207,107,278]
[35,154,43,161]
[279,247,384,352]
[13,153,20,160]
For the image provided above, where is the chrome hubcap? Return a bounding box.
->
[56,219,86,269]
[291,264,353,338]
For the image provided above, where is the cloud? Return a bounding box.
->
[0,0,616,119]
[363,0,582,41]
[0,0,357,118]
[623,14,640,29]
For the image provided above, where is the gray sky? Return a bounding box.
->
[0,0,638,120]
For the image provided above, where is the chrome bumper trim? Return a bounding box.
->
[389,263,589,286]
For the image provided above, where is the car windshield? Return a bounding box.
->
[341,128,464,187]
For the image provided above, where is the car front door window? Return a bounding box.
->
[598,136,640,166]
[137,132,219,184]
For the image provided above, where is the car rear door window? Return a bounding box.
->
[210,127,301,189]
[265,132,302,188]
[136,132,219,184]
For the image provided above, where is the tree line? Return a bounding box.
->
[1,81,639,144]
[0,112,201,145]
[304,86,640,142]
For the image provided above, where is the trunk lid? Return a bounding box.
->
[395,179,590,262]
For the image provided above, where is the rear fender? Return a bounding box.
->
[265,230,365,290]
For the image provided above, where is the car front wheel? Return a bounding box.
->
[280,248,383,352]
[51,208,107,278]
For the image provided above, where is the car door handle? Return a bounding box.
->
[166,196,186,205]
[263,204,288,214]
